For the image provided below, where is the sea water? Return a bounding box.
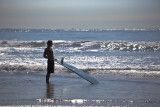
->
[0,29,160,77]
[0,29,160,106]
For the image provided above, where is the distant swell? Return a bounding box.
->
[0,40,160,52]
[0,40,46,47]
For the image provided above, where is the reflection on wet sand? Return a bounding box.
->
[46,83,54,98]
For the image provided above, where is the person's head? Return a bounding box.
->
[47,40,53,47]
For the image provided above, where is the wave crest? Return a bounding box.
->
[0,40,46,47]
[56,41,160,52]
[0,40,160,52]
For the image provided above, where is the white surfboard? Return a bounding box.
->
[56,58,99,84]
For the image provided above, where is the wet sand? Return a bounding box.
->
[0,72,160,107]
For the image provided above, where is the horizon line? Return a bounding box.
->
[0,28,160,30]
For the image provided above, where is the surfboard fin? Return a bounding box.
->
[61,57,64,65]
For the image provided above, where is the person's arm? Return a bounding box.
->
[43,49,48,59]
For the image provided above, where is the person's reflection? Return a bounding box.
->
[46,83,54,98]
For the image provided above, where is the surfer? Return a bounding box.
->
[43,40,57,84]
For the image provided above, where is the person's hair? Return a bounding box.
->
[47,40,52,46]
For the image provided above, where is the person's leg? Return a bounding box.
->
[46,60,54,84]
[47,60,51,84]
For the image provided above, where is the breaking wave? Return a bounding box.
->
[0,63,160,78]
[0,64,46,72]
[0,40,160,52]
[0,40,46,47]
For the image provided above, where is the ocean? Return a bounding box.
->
[0,29,160,77]
[0,29,160,106]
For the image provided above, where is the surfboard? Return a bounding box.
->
[56,58,99,84]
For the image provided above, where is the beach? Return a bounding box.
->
[1,71,160,107]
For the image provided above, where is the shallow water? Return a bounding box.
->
[0,72,160,106]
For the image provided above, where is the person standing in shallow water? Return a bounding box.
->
[43,40,57,84]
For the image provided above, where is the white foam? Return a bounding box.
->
[0,40,160,77]
[1,40,160,52]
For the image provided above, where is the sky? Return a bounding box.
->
[0,0,160,29]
